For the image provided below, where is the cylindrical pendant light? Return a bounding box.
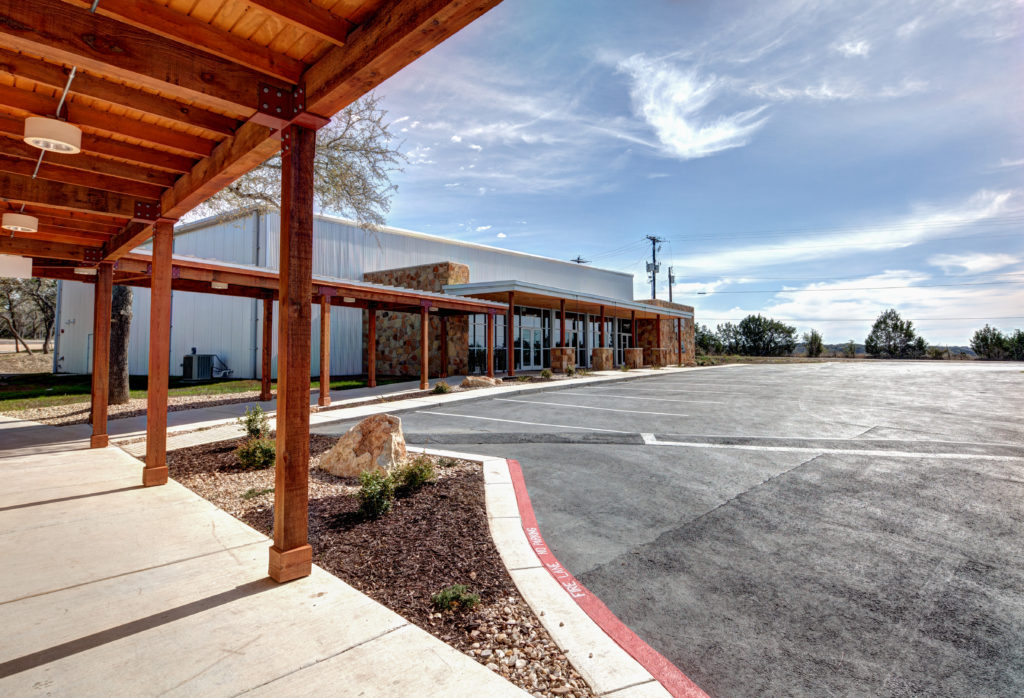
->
[23,116,82,154]
[2,212,39,232]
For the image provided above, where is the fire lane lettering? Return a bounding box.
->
[525,527,548,555]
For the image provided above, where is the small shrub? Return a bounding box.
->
[432,380,452,394]
[358,470,395,519]
[516,375,531,383]
[395,454,435,494]
[237,405,270,439]
[242,486,274,500]
[540,368,552,379]
[619,364,630,372]
[236,438,276,469]
[438,457,458,468]
[431,584,480,612]
[565,366,576,377]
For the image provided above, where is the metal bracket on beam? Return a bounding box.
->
[82,248,103,263]
[133,201,160,222]
[317,286,337,297]
[255,84,330,135]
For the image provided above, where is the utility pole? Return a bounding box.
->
[668,266,675,303]
[645,235,664,300]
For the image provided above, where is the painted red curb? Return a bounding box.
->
[505,459,708,698]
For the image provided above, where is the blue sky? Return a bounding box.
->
[374,0,1024,345]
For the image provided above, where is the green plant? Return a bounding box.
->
[242,486,274,500]
[802,329,824,358]
[358,470,395,518]
[236,437,276,469]
[237,404,271,439]
[619,364,630,372]
[540,368,552,379]
[516,375,530,382]
[431,584,480,612]
[565,365,576,376]
[395,454,435,494]
[432,380,452,394]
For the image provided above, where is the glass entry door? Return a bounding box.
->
[521,327,544,370]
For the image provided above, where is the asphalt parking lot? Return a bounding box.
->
[313,362,1024,697]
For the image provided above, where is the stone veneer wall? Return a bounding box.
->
[362,262,470,378]
[635,299,696,366]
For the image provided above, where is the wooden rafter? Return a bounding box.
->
[0,135,178,188]
[239,0,355,48]
[0,85,216,158]
[0,48,238,137]
[69,0,306,84]
[0,0,292,115]
[0,153,165,200]
[0,171,153,219]
[0,114,194,174]
[0,236,103,262]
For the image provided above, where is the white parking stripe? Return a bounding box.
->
[419,411,633,433]
[645,435,1024,461]
[494,398,687,417]
[572,391,725,404]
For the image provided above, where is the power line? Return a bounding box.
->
[678,270,1024,282]
[694,280,1024,295]
[697,315,1024,322]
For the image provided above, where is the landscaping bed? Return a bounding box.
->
[166,435,595,698]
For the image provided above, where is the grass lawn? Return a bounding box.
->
[0,373,407,412]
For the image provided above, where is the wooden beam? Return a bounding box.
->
[599,305,606,349]
[677,317,683,366]
[6,202,127,229]
[18,227,110,246]
[559,297,566,347]
[69,0,305,84]
[143,220,172,487]
[303,0,503,117]
[507,290,515,377]
[0,171,155,219]
[261,296,274,402]
[0,153,164,200]
[270,123,315,584]
[367,305,377,388]
[0,47,238,137]
[419,304,430,390]
[0,134,177,188]
[0,235,103,262]
[0,85,216,158]
[0,0,290,115]
[440,315,448,378]
[318,294,331,408]
[89,261,112,448]
[240,0,354,48]
[103,222,151,262]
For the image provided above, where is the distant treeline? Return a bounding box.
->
[695,309,1024,361]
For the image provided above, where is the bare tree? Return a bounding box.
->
[0,279,35,354]
[109,285,132,403]
[22,278,57,354]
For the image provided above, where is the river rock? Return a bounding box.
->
[461,375,500,389]
[318,414,406,477]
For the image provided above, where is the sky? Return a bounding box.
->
[371,0,1024,345]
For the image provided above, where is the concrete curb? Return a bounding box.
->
[415,446,709,698]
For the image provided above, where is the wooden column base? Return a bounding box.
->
[269,543,312,583]
[142,466,168,487]
[317,395,331,408]
[90,434,109,449]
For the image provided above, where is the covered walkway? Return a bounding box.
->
[0,416,522,696]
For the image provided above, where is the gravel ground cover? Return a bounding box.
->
[165,435,595,698]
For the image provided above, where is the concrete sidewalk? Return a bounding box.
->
[0,417,525,697]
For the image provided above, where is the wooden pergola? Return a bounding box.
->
[0,0,502,582]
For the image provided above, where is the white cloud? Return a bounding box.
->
[675,189,1020,275]
[406,145,434,164]
[618,54,768,160]
[392,116,410,124]
[496,232,507,238]
[928,252,1021,275]
[475,225,492,231]
[897,17,923,38]
[750,78,927,102]
[997,157,1024,168]
[450,135,462,143]
[443,182,461,188]
[469,144,483,151]
[834,40,872,57]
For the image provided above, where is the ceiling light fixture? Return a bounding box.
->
[74,267,98,276]
[211,281,228,290]
[2,212,39,232]
[24,116,82,154]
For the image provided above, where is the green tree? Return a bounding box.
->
[970,325,1008,360]
[1008,329,1024,360]
[716,322,743,354]
[865,309,926,359]
[695,323,722,354]
[803,329,824,357]
[843,340,857,358]
[737,314,797,356]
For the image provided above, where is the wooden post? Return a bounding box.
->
[507,291,515,377]
[656,313,662,348]
[318,295,331,407]
[559,298,566,347]
[599,305,606,349]
[677,317,683,365]
[440,315,448,378]
[260,295,273,401]
[144,220,173,487]
[367,305,377,388]
[486,310,495,378]
[420,304,430,390]
[89,261,112,448]
[631,309,636,347]
[269,123,315,584]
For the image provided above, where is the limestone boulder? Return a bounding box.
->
[318,414,407,477]
[460,376,500,389]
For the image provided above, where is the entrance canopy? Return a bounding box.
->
[443,280,694,320]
